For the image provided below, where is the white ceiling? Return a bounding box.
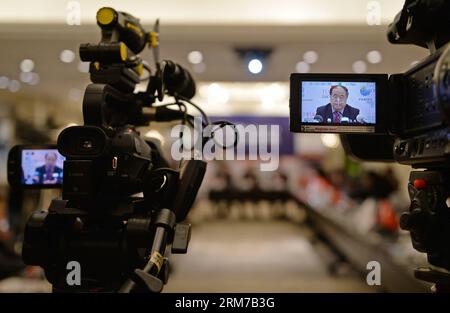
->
[0,0,405,25]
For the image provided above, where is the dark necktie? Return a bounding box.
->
[45,167,53,180]
[333,111,341,123]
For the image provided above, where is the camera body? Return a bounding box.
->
[289,42,450,169]
[6,7,207,292]
[58,125,152,202]
[289,0,450,281]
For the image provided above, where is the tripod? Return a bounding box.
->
[21,7,208,292]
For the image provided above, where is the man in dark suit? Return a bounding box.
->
[33,151,63,184]
[315,85,359,123]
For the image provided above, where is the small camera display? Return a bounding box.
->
[21,149,65,186]
[8,145,65,188]
[290,73,388,134]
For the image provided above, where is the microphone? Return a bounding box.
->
[162,60,196,99]
[313,115,323,123]
[356,115,368,123]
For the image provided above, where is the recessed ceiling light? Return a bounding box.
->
[296,61,310,73]
[248,58,263,74]
[366,50,382,64]
[60,49,76,63]
[20,59,34,72]
[187,51,203,65]
[303,51,319,64]
[352,60,367,73]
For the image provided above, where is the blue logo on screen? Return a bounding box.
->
[360,86,373,96]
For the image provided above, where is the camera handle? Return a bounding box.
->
[400,170,450,292]
[119,208,176,293]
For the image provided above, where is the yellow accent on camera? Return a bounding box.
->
[135,63,143,76]
[96,7,115,26]
[126,22,144,38]
[119,42,127,61]
[149,32,159,48]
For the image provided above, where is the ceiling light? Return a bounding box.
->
[248,58,263,74]
[20,59,34,72]
[60,49,76,63]
[187,51,203,64]
[366,50,382,64]
[296,61,310,73]
[352,60,367,73]
[303,51,319,64]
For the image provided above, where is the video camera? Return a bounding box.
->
[289,0,450,290]
[6,7,223,292]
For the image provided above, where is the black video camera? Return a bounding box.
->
[289,0,450,289]
[290,0,450,168]
[7,7,213,293]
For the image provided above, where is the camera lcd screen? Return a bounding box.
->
[290,74,388,134]
[21,149,65,186]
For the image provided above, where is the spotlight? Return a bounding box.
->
[248,58,263,74]
[60,49,76,63]
[303,51,319,64]
[235,48,273,76]
[187,51,203,65]
[366,50,382,64]
[20,59,35,72]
